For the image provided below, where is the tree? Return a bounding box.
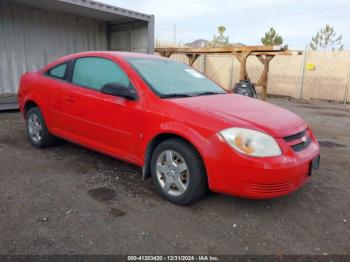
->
[309,25,343,51]
[209,26,230,47]
[261,27,288,49]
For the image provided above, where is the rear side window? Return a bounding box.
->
[46,63,67,79]
[72,57,129,91]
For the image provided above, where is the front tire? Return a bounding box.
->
[26,107,55,148]
[151,138,207,205]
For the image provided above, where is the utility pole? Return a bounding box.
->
[345,65,350,104]
[298,44,307,99]
[173,23,176,45]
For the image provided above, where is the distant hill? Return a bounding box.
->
[186,39,246,48]
[185,39,210,48]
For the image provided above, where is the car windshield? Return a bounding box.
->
[126,57,227,98]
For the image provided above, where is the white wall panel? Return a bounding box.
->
[111,24,130,51]
[110,22,148,53]
[0,1,108,94]
[130,26,148,53]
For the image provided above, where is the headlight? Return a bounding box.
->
[219,127,282,157]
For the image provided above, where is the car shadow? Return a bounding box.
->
[47,138,323,214]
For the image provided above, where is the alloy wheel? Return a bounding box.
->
[27,113,43,143]
[156,150,189,197]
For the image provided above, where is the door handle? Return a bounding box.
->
[64,96,76,102]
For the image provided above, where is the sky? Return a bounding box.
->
[100,0,350,50]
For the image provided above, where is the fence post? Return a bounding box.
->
[345,65,350,104]
[298,46,307,99]
[229,55,235,89]
[202,55,206,74]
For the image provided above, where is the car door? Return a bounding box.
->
[57,56,143,164]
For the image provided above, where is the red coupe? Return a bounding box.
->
[18,51,320,205]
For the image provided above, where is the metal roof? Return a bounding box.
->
[10,0,153,23]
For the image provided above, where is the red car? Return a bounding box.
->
[18,51,320,205]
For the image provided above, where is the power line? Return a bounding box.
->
[158,2,350,32]
[156,0,297,21]
[156,2,350,48]
[156,0,348,21]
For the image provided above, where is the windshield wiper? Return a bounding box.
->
[160,91,225,99]
[192,91,225,96]
[159,93,194,99]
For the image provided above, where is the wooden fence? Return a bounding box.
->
[156,40,350,103]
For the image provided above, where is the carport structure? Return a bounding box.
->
[155,46,300,101]
[0,0,154,109]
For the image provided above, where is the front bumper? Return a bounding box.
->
[203,130,320,199]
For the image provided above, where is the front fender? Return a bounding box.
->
[141,121,218,178]
[157,121,212,157]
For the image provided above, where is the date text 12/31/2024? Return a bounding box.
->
[127,255,219,261]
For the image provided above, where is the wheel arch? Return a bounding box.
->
[24,100,39,118]
[23,96,50,127]
[142,132,207,179]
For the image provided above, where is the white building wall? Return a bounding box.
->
[110,22,149,53]
[0,1,108,94]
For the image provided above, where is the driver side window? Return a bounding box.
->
[72,57,130,91]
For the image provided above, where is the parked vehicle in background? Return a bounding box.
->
[18,51,320,205]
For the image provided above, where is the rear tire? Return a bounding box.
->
[151,138,207,205]
[26,107,55,148]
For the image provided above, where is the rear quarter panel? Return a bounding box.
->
[18,72,52,124]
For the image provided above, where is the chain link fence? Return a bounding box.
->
[156,40,350,103]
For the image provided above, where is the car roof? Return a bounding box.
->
[112,51,161,59]
[68,51,162,60]
[41,51,166,72]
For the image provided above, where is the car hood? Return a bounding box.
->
[170,94,307,138]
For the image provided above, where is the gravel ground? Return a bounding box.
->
[0,97,350,255]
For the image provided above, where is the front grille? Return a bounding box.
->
[245,180,296,194]
[283,129,311,152]
[290,137,311,152]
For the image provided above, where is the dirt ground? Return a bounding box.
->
[0,97,350,255]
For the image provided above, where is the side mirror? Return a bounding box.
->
[101,82,137,100]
